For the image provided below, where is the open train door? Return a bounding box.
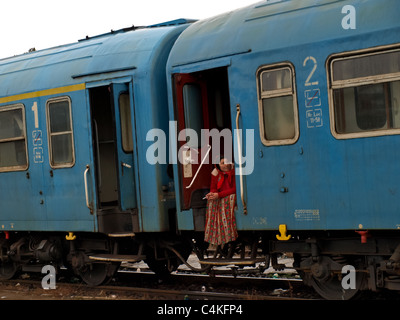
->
[88,81,138,235]
[174,73,213,211]
[111,83,137,211]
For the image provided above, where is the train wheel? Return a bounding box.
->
[72,251,119,286]
[309,272,365,300]
[0,260,18,280]
[304,256,366,300]
[77,262,119,286]
[0,240,18,280]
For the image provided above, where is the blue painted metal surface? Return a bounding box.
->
[167,0,400,231]
[0,21,190,232]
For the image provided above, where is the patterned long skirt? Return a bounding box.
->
[204,194,238,246]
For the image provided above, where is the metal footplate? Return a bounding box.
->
[107,232,135,238]
[89,254,146,263]
[199,257,266,266]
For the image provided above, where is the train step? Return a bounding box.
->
[107,232,135,237]
[199,257,266,266]
[89,254,146,263]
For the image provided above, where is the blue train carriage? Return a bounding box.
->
[167,0,400,298]
[0,20,192,284]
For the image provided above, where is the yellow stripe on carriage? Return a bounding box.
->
[0,83,86,104]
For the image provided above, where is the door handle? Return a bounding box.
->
[121,162,132,168]
[121,162,132,176]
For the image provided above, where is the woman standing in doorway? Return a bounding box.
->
[204,157,238,246]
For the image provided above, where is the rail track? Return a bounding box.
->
[2,271,391,320]
[1,267,399,309]
[0,268,318,301]
[1,254,398,302]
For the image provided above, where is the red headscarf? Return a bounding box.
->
[216,165,235,191]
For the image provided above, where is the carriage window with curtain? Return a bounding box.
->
[330,48,400,138]
[257,65,299,146]
[0,105,28,171]
[47,97,75,167]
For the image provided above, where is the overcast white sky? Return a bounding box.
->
[0,0,258,59]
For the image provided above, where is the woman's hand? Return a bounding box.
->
[205,192,219,200]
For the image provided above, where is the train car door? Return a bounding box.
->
[89,82,137,213]
[174,69,232,213]
[175,73,212,210]
[112,83,136,210]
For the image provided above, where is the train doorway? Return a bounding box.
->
[88,83,137,232]
[174,67,232,227]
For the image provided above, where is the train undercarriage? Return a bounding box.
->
[1,230,400,299]
[0,231,192,286]
[270,230,400,299]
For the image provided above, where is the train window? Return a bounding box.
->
[46,97,75,168]
[329,48,400,138]
[257,64,299,146]
[0,104,28,172]
[119,93,133,152]
[332,50,400,82]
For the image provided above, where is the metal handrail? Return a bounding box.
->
[236,104,247,215]
[84,165,91,211]
[186,145,212,189]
